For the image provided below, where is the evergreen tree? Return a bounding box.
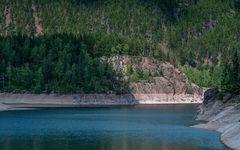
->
[6,65,13,91]
[230,50,240,93]
[220,50,240,94]
[34,68,44,93]
[221,57,231,93]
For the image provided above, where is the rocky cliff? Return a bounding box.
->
[101,55,203,103]
[101,55,203,95]
[193,89,240,150]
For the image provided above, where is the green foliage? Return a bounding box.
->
[2,0,238,65]
[0,0,240,95]
[128,68,151,82]
[181,65,222,88]
[220,49,240,94]
[0,35,129,94]
[166,0,240,68]
[135,68,150,81]
[126,63,134,76]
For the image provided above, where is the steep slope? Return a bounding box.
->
[193,89,240,150]
[0,0,239,92]
[102,55,203,103]
[102,55,202,95]
[1,0,238,64]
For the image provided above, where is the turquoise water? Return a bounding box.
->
[0,105,227,150]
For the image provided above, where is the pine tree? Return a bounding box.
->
[231,50,240,93]
[221,50,240,94]
[34,68,44,93]
[220,57,231,93]
[19,64,33,90]
[6,65,13,91]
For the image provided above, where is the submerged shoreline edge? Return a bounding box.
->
[192,101,240,150]
[0,93,202,111]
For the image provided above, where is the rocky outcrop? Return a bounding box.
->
[4,5,11,35]
[31,3,44,36]
[101,55,203,96]
[193,89,240,150]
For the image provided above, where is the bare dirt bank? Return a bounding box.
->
[0,93,202,111]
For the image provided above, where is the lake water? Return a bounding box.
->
[0,105,228,150]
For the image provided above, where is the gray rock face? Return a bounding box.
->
[0,103,9,111]
[223,93,234,103]
[194,89,240,150]
[101,55,203,96]
[203,88,219,105]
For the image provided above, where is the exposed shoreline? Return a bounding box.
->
[0,93,202,111]
[192,101,240,150]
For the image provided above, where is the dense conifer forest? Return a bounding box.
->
[0,0,239,95]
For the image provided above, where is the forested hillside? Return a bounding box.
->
[0,0,239,95]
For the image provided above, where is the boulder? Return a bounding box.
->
[223,93,234,103]
[203,88,219,105]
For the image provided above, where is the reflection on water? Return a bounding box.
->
[0,105,228,150]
